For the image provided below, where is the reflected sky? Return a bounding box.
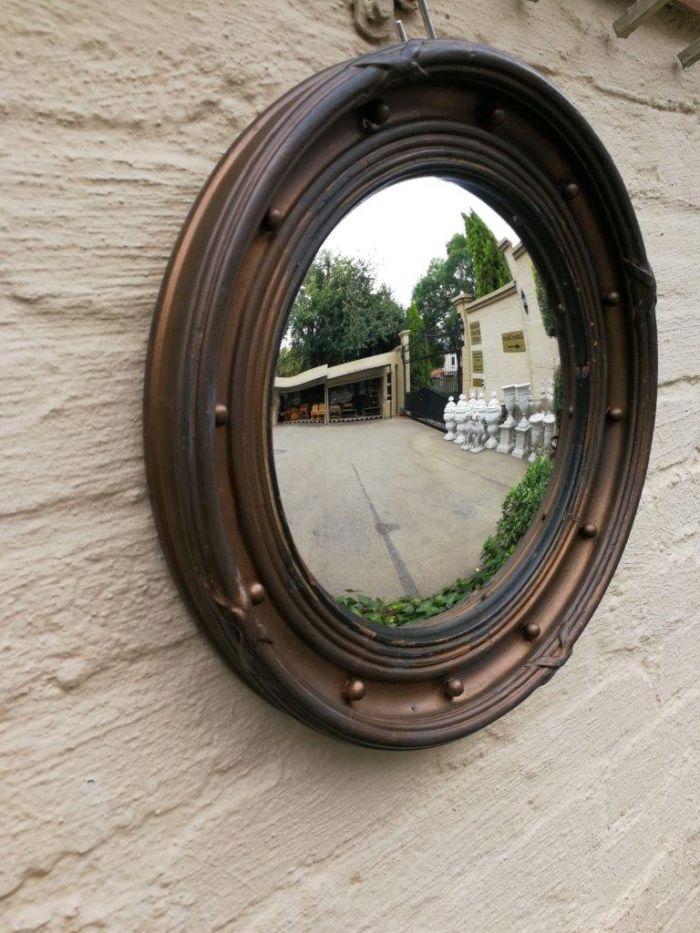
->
[323,178,517,305]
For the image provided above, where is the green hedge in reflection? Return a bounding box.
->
[337,455,555,628]
[553,363,564,426]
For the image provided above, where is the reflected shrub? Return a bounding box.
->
[477,454,554,582]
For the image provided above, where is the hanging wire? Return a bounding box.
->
[395,0,438,43]
[417,0,438,39]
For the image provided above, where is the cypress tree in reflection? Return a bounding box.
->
[337,455,555,627]
[405,303,433,389]
[465,210,511,298]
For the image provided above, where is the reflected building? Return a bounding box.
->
[454,239,558,403]
[274,344,408,424]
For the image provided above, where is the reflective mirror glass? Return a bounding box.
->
[273,178,561,628]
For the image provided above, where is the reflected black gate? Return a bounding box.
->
[401,319,464,430]
[404,386,449,431]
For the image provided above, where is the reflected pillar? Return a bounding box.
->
[399,329,411,395]
[452,290,475,396]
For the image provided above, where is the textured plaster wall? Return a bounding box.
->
[1,1,699,930]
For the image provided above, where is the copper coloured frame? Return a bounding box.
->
[144,40,657,749]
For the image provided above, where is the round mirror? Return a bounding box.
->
[145,39,656,748]
[273,177,562,631]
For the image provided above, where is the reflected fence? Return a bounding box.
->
[443,382,558,462]
[403,386,450,430]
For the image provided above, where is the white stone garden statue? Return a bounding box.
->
[469,391,489,453]
[542,382,557,454]
[453,393,469,446]
[484,391,502,450]
[497,384,516,455]
[528,410,544,462]
[460,390,477,451]
[443,395,457,441]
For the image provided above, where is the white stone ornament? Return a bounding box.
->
[543,411,557,452]
[512,417,531,459]
[453,393,468,446]
[528,411,545,462]
[546,382,555,410]
[484,392,502,450]
[470,392,488,453]
[460,391,476,450]
[443,395,456,440]
[497,385,515,454]
[515,383,532,429]
[542,382,553,413]
[502,384,516,428]
[470,414,485,453]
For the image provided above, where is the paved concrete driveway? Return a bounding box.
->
[273,417,528,602]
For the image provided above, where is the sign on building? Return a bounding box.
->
[469,321,482,345]
[501,330,526,352]
[472,350,484,373]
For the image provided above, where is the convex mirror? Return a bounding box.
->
[273,178,562,631]
[145,39,656,748]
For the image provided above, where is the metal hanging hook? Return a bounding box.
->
[395,0,438,44]
[417,0,438,39]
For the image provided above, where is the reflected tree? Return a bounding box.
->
[411,231,474,339]
[465,210,511,298]
[533,263,557,337]
[277,345,304,376]
[405,303,433,390]
[285,251,405,373]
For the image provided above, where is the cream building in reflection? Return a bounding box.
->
[274,346,407,423]
[454,240,559,401]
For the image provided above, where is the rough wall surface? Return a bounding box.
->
[1,1,698,930]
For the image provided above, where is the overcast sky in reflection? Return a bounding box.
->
[321,177,518,307]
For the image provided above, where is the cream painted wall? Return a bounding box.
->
[461,283,526,389]
[507,243,561,396]
[1,1,699,931]
[457,245,560,401]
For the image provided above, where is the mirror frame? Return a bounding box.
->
[144,39,657,749]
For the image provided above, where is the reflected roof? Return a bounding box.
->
[274,349,399,392]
